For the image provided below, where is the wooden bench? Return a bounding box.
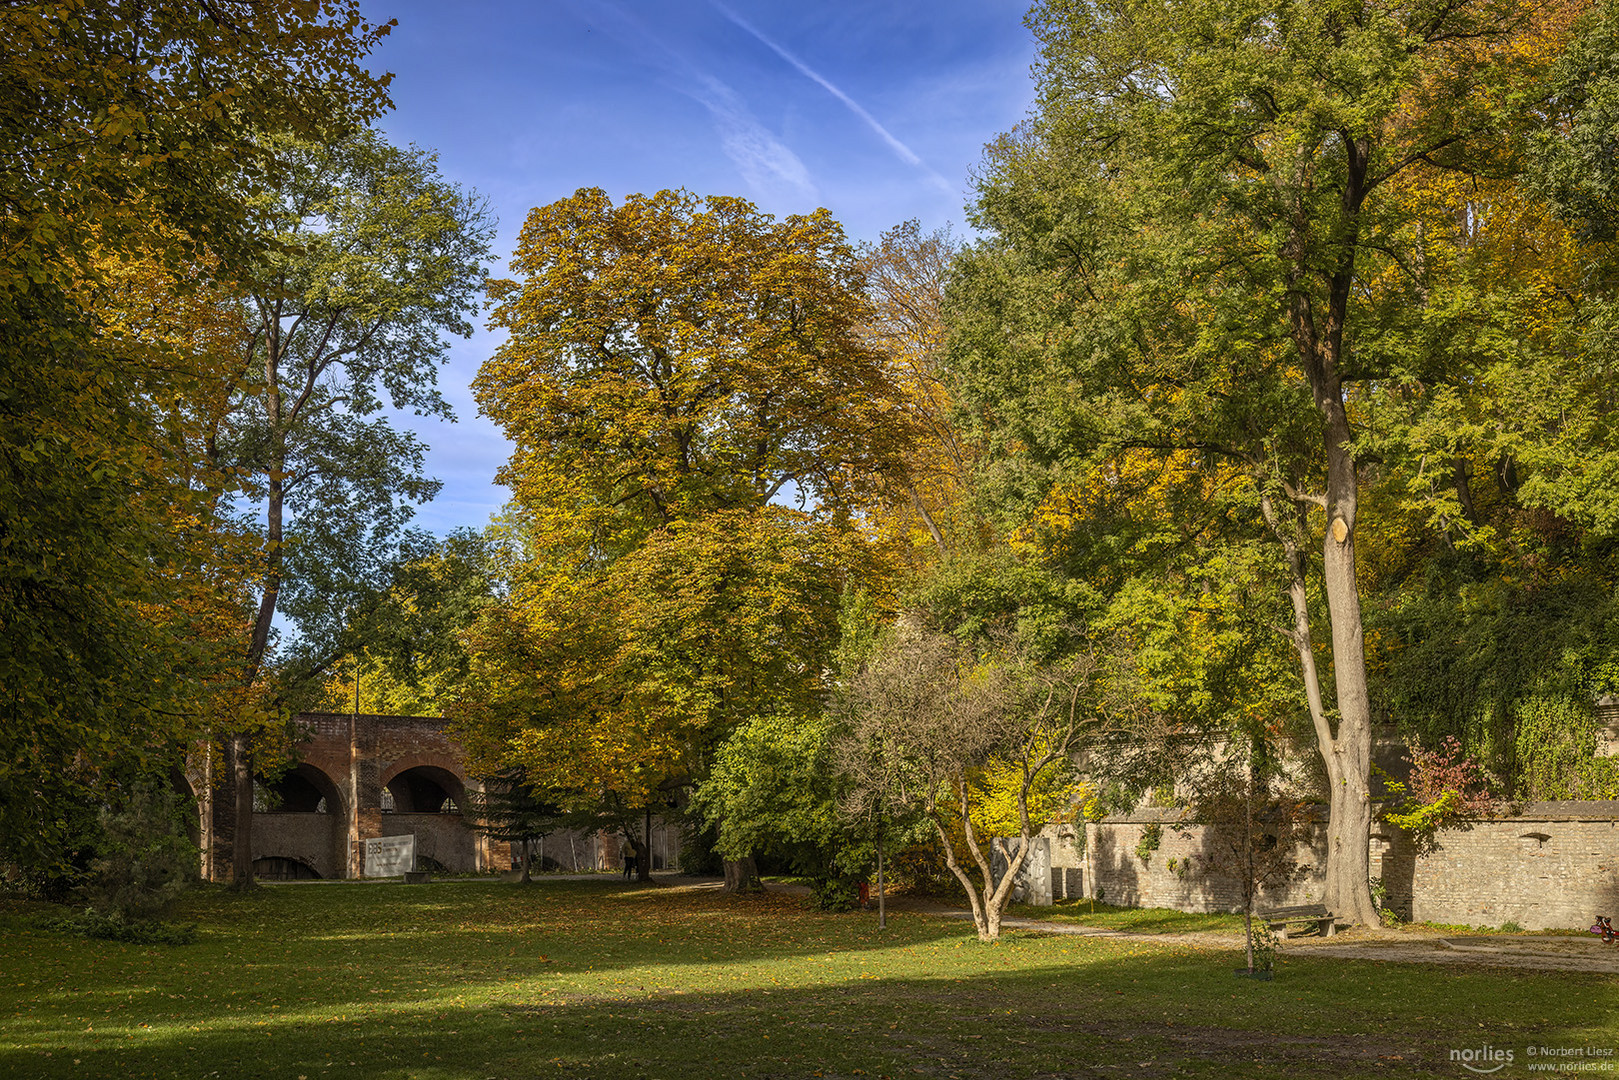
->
[1259,904,1336,939]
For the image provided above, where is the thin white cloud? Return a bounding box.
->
[565,0,816,201]
[690,75,817,199]
[712,2,953,193]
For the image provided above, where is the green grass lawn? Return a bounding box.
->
[2,879,1613,1080]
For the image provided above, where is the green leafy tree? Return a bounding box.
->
[692,713,870,902]
[209,129,493,886]
[319,528,504,717]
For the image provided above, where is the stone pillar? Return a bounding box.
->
[345,712,360,879]
[1084,820,1099,900]
[1025,837,1054,907]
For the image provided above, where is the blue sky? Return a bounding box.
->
[362,0,1039,534]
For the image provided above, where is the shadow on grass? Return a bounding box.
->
[1,880,1613,1080]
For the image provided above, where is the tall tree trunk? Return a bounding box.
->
[1264,494,1374,923]
[723,857,761,892]
[1280,154,1380,928]
[638,805,653,881]
[1315,380,1380,927]
[229,733,254,888]
[231,365,286,890]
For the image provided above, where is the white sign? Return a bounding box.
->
[364,834,415,877]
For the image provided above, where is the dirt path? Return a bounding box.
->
[882,895,1619,974]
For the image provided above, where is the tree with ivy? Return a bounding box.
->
[951,0,1577,926]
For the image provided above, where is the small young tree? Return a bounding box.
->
[841,626,1099,941]
[1184,737,1311,975]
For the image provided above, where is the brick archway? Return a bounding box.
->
[254,761,348,879]
[207,713,499,881]
[382,763,466,814]
[380,756,468,797]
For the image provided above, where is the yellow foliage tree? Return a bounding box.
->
[461,191,916,883]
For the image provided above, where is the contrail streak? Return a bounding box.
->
[713,2,953,191]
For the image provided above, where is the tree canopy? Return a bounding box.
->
[0,0,396,882]
[476,188,914,550]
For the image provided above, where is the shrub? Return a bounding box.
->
[1135,823,1162,865]
[44,909,197,945]
[81,782,198,920]
[808,874,862,913]
[1381,737,1498,855]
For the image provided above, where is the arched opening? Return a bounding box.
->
[255,764,343,814]
[251,762,347,880]
[377,764,477,874]
[384,765,464,814]
[254,856,322,880]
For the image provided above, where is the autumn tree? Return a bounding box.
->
[1321,1,1619,797]
[0,1,394,882]
[858,220,972,558]
[464,189,912,887]
[477,188,913,541]
[950,0,1574,925]
[456,507,858,886]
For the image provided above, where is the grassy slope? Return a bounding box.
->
[1,880,1612,1080]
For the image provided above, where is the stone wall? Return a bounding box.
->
[1068,801,1619,931]
[254,811,347,880]
[1077,809,1325,915]
[1375,802,1619,930]
[377,813,481,874]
